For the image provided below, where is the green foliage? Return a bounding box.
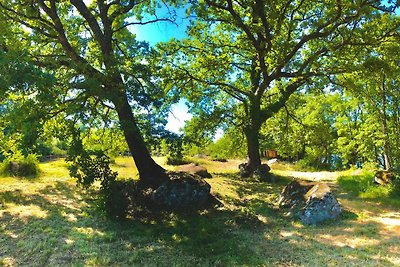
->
[161,133,187,165]
[66,128,136,219]
[0,154,40,177]
[338,170,400,204]
[160,0,398,167]
[67,150,134,219]
[82,129,128,159]
[68,152,118,189]
[0,0,176,181]
[206,129,247,160]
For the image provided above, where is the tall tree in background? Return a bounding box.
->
[339,41,400,170]
[0,1,178,187]
[161,0,399,173]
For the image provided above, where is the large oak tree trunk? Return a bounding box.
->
[244,125,262,171]
[112,92,168,188]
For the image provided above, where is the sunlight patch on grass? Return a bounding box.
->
[39,159,70,179]
[371,211,400,234]
[111,157,139,179]
[1,256,16,267]
[4,230,18,239]
[317,233,380,248]
[74,227,105,237]
[1,203,48,219]
[61,211,78,222]
[2,157,400,266]
[183,157,243,173]
[64,238,75,245]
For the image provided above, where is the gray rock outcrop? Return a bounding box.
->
[151,172,211,208]
[278,180,341,225]
[178,163,212,178]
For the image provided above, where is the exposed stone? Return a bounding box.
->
[279,180,342,225]
[151,172,211,209]
[239,163,252,178]
[374,170,394,186]
[254,164,271,181]
[9,161,20,175]
[278,180,313,211]
[178,163,212,178]
[238,163,271,180]
[267,158,278,165]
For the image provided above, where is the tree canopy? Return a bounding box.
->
[0,0,181,187]
[160,0,400,173]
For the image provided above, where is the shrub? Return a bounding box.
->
[68,152,118,189]
[162,133,187,165]
[102,179,137,219]
[166,156,189,166]
[51,145,68,157]
[337,170,400,204]
[0,154,40,177]
[68,151,136,219]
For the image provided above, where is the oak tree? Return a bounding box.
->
[161,0,399,172]
[0,0,178,187]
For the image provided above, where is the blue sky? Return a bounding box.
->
[130,6,192,134]
[131,7,191,46]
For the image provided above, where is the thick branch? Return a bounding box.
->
[261,78,307,120]
[70,0,105,50]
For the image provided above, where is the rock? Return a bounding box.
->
[9,161,20,175]
[178,163,212,178]
[267,158,278,165]
[278,180,342,225]
[239,163,252,178]
[151,172,211,209]
[374,170,394,186]
[238,163,271,180]
[254,164,271,181]
[278,180,313,210]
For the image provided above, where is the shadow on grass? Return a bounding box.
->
[1,177,400,266]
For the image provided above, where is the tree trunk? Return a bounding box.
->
[381,76,392,171]
[244,125,262,171]
[112,92,168,188]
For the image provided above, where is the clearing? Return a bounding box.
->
[1,157,399,266]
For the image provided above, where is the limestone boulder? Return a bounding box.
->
[151,172,211,209]
[279,180,342,225]
[238,163,271,181]
[239,163,252,178]
[178,163,212,178]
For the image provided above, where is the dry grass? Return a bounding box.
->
[1,157,400,266]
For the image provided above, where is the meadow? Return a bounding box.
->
[1,157,399,266]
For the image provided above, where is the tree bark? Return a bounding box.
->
[244,124,262,171]
[381,76,392,171]
[112,91,168,188]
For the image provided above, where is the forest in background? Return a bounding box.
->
[0,0,399,178]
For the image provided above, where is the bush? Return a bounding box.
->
[102,179,137,219]
[337,170,400,204]
[51,145,68,157]
[166,156,189,166]
[162,133,187,165]
[68,152,118,188]
[0,154,40,177]
[68,151,137,219]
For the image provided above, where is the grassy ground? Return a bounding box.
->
[1,157,400,266]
